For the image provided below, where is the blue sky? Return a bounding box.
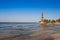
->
[0,0,60,22]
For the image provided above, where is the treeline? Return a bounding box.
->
[43,18,60,24]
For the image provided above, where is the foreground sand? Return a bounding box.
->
[0,26,60,40]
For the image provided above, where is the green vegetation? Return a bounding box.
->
[43,18,60,24]
[56,18,60,23]
[44,19,50,24]
[51,20,56,24]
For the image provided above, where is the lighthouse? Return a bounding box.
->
[40,12,45,25]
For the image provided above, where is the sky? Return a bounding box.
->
[0,0,60,22]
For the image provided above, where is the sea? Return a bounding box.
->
[0,22,60,40]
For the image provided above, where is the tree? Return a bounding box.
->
[51,20,56,24]
[44,19,49,24]
[48,19,51,23]
[56,18,60,23]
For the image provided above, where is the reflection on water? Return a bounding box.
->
[0,22,60,40]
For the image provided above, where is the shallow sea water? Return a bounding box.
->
[0,22,60,40]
